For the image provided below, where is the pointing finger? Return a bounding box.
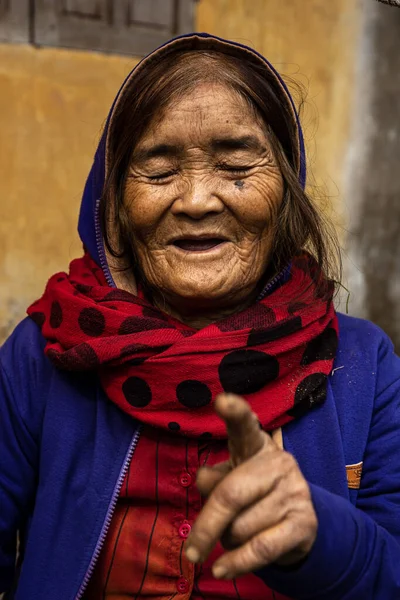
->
[215,393,272,466]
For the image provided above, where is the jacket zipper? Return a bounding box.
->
[256,263,291,302]
[94,197,115,288]
[75,426,142,599]
[75,199,138,598]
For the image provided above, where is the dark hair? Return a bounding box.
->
[101,48,341,294]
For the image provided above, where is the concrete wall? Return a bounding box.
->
[344,1,400,348]
[0,0,362,342]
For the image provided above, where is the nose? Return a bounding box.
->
[170,176,224,220]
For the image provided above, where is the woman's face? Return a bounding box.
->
[124,83,284,314]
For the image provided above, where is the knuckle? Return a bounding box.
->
[304,504,318,532]
[280,451,298,472]
[288,478,311,502]
[229,518,248,545]
[215,478,245,511]
[249,534,274,565]
[288,505,317,541]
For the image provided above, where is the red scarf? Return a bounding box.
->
[28,253,338,438]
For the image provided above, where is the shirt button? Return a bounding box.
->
[179,472,192,487]
[178,522,192,539]
[176,576,190,594]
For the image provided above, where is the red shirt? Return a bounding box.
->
[85,426,289,599]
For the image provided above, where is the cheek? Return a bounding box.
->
[230,175,284,234]
[123,180,168,241]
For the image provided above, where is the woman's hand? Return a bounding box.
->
[185,393,318,579]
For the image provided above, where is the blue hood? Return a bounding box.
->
[77,32,307,285]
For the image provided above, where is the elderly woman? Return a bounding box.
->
[1,33,400,600]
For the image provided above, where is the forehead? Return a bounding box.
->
[140,82,267,143]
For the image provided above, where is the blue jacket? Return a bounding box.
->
[1,33,400,600]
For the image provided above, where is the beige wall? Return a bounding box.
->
[0,0,361,342]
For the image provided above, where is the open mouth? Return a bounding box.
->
[172,238,227,252]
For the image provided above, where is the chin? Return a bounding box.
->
[163,275,252,307]
[171,283,229,303]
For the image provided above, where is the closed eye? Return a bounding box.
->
[217,164,254,175]
[147,170,178,181]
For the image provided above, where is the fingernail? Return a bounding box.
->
[185,546,200,563]
[212,564,229,579]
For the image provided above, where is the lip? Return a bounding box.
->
[169,235,230,253]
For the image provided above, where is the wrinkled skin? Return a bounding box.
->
[123,84,317,578]
[185,393,318,579]
[124,83,283,328]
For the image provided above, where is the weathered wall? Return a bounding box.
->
[344,2,400,347]
[0,46,136,341]
[0,0,362,342]
[197,0,361,210]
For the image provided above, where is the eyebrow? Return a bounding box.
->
[132,135,266,164]
[132,143,183,163]
[210,135,266,153]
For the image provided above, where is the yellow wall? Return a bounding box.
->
[0,0,361,342]
[0,46,137,340]
[197,0,360,207]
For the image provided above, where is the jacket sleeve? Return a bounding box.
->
[257,332,400,599]
[0,320,45,594]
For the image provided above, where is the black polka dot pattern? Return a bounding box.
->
[180,330,195,337]
[124,357,147,367]
[122,376,152,407]
[47,343,99,370]
[50,301,63,329]
[30,312,45,330]
[142,306,169,321]
[120,343,150,358]
[287,373,327,419]
[288,301,307,315]
[168,421,181,432]
[219,350,279,395]
[217,305,276,332]
[176,380,212,409]
[103,289,139,304]
[119,317,172,335]
[28,251,337,439]
[247,316,302,346]
[78,308,106,337]
[76,284,93,294]
[301,328,338,365]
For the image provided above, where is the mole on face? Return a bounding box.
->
[234,180,244,189]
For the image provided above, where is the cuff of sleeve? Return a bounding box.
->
[255,483,365,599]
